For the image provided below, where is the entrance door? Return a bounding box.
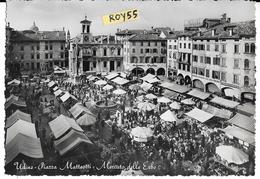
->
[110,61,114,72]
[83,61,90,71]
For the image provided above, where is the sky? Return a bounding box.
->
[6,0,256,38]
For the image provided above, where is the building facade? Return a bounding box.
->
[166,34,179,78]
[6,22,67,76]
[69,17,123,76]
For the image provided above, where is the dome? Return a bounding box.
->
[30,21,39,32]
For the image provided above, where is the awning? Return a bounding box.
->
[158,96,171,103]
[185,107,214,123]
[160,82,190,94]
[140,82,153,91]
[47,81,56,88]
[112,77,130,85]
[103,84,113,91]
[221,125,255,145]
[147,77,160,84]
[5,99,27,110]
[6,94,19,103]
[5,133,43,164]
[60,92,72,102]
[187,89,210,100]
[94,79,107,86]
[69,103,89,119]
[6,110,32,128]
[160,110,177,122]
[54,130,93,156]
[210,96,240,108]
[113,88,127,95]
[105,72,119,80]
[163,89,179,99]
[53,86,59,91]
[202,103,233,119]
[76,112,96,126]
[49,114,83,139]
[6,120,38,145]
[7,79,21,86]
[54,89,63,97]
[88,76,98,81]
[119,72,127,78]
[131,127,153,142]
[237,103,255,117]
[141,73,156,82]
[229,113,255,133]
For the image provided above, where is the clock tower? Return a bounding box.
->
[80,16,92,43]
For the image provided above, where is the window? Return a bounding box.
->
[153,49,158,53]
[117,61,121,67]
[169,45,172,49]
[45,44,48,50]
[206,44,210,51]
[45,53,48,59]
[234,59,239,69]
[200,56,204,63]
[139,57,144,63]
[184,43,186,49]
[215,44,219,52]
[140,49,143,54]
[60,52,64,58]
[37,45,40,50]
[103,48,107,56]
[179,43,182,48]
[132,42,136,46]
[145,57,150,63]
[192,67,197,74]
[206,69,210,77]
[93,61,96,68]
[20,46,24,51]
[193,44,198,50]
[37,54,40,59]
[148,42,150,46]
[161,42,166,47]
[244,59,249,69]
[21,54,24,60]
[169,52,172,58]
[205,57,211,64]
[244,76,249,86]
[198,68,205,76]
[132,48,135,53]
[93,49,96,56]
[50,53,53,59]
[155,42,157,46]
[221,72,226,82]
[117,48,121,56]
[213,57,220,65]
[233,74,239,84]
[145,49,149,53]
[234,44,239,54]
[174,45,177,50]
[221,44,226,53]
[31,46,34,50]
[221,58,226,67]
[245,43,250,53]
[50,44,53,50]
[251,43,255,54]
[212,71,220,79]
[140,42,143,46]
[193,55,198,62]
[188,43,191,49]
[103,61,107,67]
[199,44,205,50]
[31,54,34,59]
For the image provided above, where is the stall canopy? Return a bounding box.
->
[6,94,19,103]
[88,76,99,81]
[6,120,37,145]
[69,103,90,119]
[94,79,107,86]
[228,113,255,133]
[112,77,130,85]
[185,107,214,123]
[237,103,255,117]
[187,89,211,100]
[140,82,153,91]
[7,79,21,86]
[53,86,59,91]
[131,126,153,142]
[105,72,119,80]
[163,89,179,99]
[202,103,233,119]
[76,112,96,126]
[44,79,50,83]
[221,125,255,145]
[6,110,32,128]
[113,88,127,95]
[160,110,177,122]
[5,133,43,164]
[137,102,156,111]
[147,77,160,84]
[160,82,190,94]
[145,93,157,100]
[5,99,26,110]
[49,114,83,139]
[141,73,156,82]
[103,84,113,91]
[54,129,94,156]
[60,92,74,103]
[216,145,249,165]
[119,72,127,78]
[47,81,56,88]
[169,101,181,110]
[54,89,63,97]
[181,98,196,105]
[210,96,240,109]
[158,96,171,103]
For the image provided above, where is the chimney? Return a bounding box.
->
[107,35,110,44]
[212,29,216,36]
[7,22,10,27]
[229,28,233,36]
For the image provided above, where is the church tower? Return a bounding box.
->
[80,16,92,43]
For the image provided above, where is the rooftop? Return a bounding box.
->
[129,33,166,41]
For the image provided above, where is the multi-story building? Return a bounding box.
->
[116,28,169,76]
[191,20,256,102]
[6,22,67,75]
[69,17,123,76]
